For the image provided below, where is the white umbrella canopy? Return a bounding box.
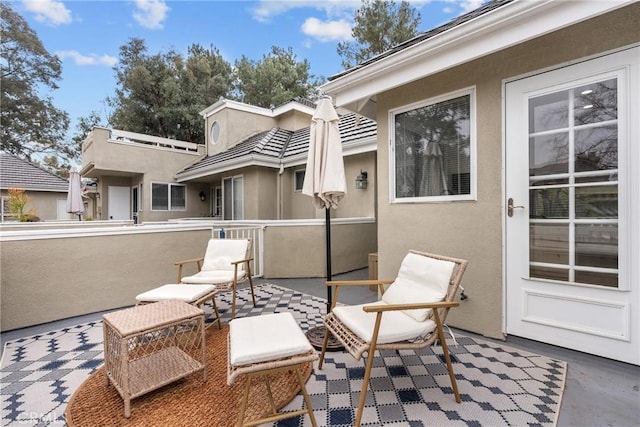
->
[302,97,347,349]
[66,169,84,220]
[302,97,347,209]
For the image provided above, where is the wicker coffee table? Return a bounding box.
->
[103,299,206,418]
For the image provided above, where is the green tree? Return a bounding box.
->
[0,3,71,162]
[108,38,233,143]
[234,46,323,108]
[337,0,421,70]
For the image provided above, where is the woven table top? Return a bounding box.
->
[103,300,204,336]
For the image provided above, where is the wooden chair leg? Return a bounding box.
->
[211,296,221,330]
[296,367,318,427]
[318,328,331,369]
[355,347,376,427]
[434,312,460,403]
[246,263,257,307]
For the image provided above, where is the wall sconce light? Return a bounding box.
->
[355,170,368,190]
[199,191,206,201]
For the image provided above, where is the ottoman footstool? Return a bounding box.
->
[227,312,318,427]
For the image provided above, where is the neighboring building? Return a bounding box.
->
[0,152,71,222]
[80,97,377,223]
[322,0,639,365]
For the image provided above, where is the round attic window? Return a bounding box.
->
[210,121,220,144]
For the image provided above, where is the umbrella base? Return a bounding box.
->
[305,326,344,352]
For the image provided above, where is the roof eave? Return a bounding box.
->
[321,0,634,114]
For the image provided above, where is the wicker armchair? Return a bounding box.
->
[318,250,469,427]
[136,238,256,325]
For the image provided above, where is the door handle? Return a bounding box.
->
[507,198,525,217]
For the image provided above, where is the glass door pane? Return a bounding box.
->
[528,77,619,288]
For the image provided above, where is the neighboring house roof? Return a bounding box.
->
[0,152,69,193]
[329,0,513,81]
[175,112,376,182]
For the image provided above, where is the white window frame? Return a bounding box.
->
[150,182,187,211]
[389,86,477,203]
[294,169,305,192]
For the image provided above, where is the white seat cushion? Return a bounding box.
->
[181,270,245,285]
[333,301,436,344]
[201,239,249,272]
[229,312,313,366]
[135,284,216,303]
[381,252,455,322]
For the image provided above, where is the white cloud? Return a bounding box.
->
[459,0,486,13]
[132,0,169,30]
[22,0,72,26]
[56,50,117,67]
[251,0,359,23]
[301,17,351,42]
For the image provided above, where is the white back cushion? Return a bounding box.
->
[201,239,249,272]
[381,252,455,322]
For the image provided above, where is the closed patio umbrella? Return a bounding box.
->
[67,169,84,221]
[302,96,346,349]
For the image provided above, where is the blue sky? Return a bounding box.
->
[14,0,484,138]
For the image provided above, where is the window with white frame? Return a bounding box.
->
[151,182,186,211]
[223,175,243,220]
[391,88,475,202]
[213,186,222,217]
[294,170,305,192]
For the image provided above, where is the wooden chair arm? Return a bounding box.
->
[362,301,460,313]
[174,257,204,282]
[230,257,253,265]
[326,279,394,287]
[174,257,204,267]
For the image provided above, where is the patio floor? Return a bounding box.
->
[1,269,639,426]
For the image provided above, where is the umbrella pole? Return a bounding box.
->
[305,207,343,351]
[325,207,332,310]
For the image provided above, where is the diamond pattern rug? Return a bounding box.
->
[1,284,567,426]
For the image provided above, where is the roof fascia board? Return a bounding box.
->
[322,0,633,108]
[175,156,280,182]
[200,98,315,119]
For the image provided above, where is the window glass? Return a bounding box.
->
[223,176,243,219]
[151,183,185,211]
[294,170,305,191]
[152,183,168,210]
[210,121,220,144]
[393,92,473,200]
[171,185,185,209]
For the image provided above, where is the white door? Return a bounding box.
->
[56,199,70,220]
[108,186,130,220]
[505,47,639,364]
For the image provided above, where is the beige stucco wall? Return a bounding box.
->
[262,221,377,278]
[1,220,376,330]
[0,227,213,331]
[205,108,276,154]
[375,5,639,339]
[277,110,313,131]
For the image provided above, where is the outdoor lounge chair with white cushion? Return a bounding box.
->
[318,250,468,427]
[135,238,257,326]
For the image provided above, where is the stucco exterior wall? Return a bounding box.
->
[205,108,276,155]
[277,110,314,131]
[0,227,212,331]
[262,221,377,278]
[375,5,639,339]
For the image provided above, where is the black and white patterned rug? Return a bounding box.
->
[1,284,567,426]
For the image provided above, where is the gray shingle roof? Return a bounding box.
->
[176,112,376,178]
[0,153,69,192]
[329,0,513,81]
